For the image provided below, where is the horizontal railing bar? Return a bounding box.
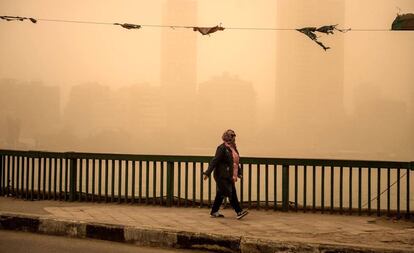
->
[0,150,211,162]
[0,149,411,169]
[0,150,67,159]
[240,157,411,169]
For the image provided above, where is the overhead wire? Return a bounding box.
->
[37,18,113,25]
[1,15,407,32]
[2,14,413,50]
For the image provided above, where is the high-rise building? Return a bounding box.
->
[275,0,346,154]
[195,73,257,151]
[161,0,197,153]
[0,79,60,149]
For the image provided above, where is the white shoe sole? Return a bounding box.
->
[236,211,248,220]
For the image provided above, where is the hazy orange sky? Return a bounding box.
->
[1,1,413,106]
[1,0,413,160]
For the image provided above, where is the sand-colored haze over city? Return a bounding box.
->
[1,0,413,161]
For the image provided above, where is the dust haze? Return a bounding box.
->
[0,0,413,161]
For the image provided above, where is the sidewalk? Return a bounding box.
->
[0,197,413,253]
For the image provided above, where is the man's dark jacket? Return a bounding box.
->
[203,143,242,197]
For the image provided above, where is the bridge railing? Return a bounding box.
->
[0,149,412,218]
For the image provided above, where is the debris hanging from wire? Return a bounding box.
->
[192,24,225,36]
[0,15,37,23]
[114,23,141,30]
[296,24,350,51]
[391,13,414,30]
[2,13,413,51]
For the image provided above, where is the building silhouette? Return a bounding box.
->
[351,83,411,160]
[62,82,167,153]
[63,83,113,139]
[195,73,257,152]
[161,0,198,153]
[118,84,165,137]
[0,79,60,149]
[275,0,346,155]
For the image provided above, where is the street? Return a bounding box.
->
[0,230,208,253]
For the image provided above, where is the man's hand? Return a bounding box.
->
[233,176,237,182]
[203,174,209,180]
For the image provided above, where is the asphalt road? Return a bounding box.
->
[0,230,208,253]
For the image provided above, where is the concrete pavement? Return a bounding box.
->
[0,197,413,252]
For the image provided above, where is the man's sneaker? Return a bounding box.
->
[236,210,248,220]
[210,211,225,218]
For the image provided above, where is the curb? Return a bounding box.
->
[0,213,412,253]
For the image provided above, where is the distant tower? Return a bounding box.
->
[275,0,345,153]
[161,0,197,153]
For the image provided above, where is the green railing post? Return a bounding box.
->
[0,154,3,195]
[408,161,413,219]
[69,154,77,202]
[166,161,174,207]
[282,164,289,211]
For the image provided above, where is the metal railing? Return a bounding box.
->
[0,149,412,218]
